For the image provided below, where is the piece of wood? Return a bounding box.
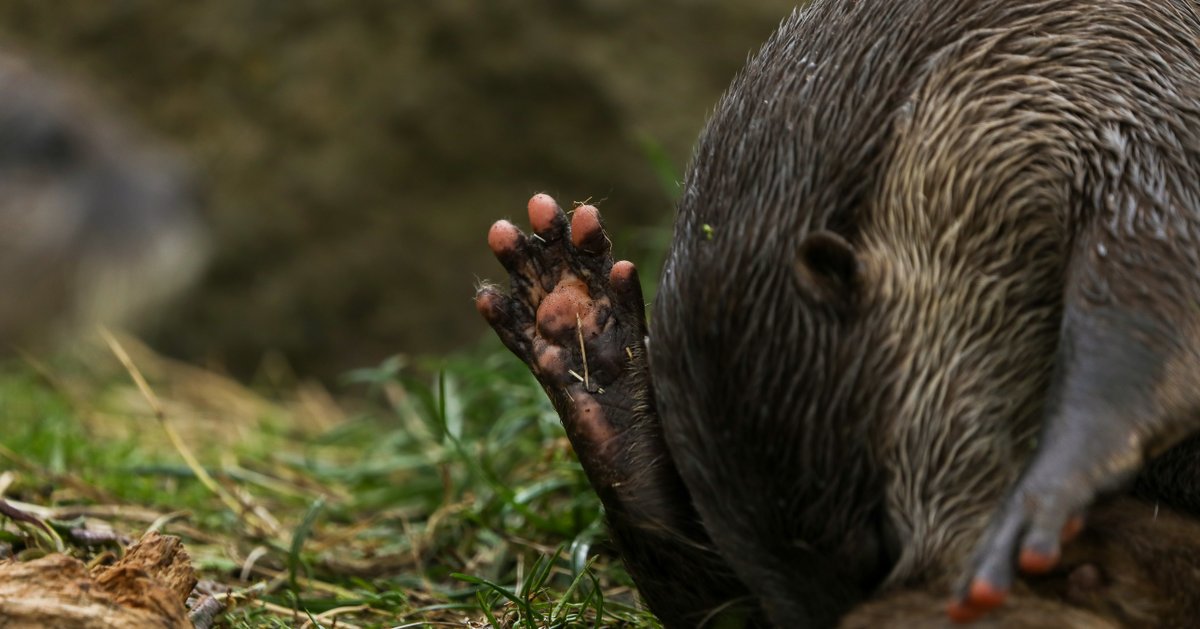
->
[0,531,196,628]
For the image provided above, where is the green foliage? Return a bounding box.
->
[0,337,662,627]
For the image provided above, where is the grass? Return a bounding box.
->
[0,330,662,628]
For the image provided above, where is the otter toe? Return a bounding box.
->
[475,287,535,360]
[571,204,609,254]
[955,508,1021,614]
[528,193,569,241]
[488,219,524,261]
[1015,485,1085,576]
[521,193,592,294]
[486,216,557,308]
[956,476,1096,622]
[568,203,616,283]
[969,580,1007,608]
[965,578,1008,611]
[1017,546,1060,575]
[610,261,647,323]
[1019,511,1072,575]
[488,220,541,288]
[474,286,506,322]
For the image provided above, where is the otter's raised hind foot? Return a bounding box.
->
[475,193,653,495]
[476,194,763,628]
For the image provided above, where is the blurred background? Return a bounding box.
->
[0,0,796,382]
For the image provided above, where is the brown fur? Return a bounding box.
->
[650,0,1200,625]
[480,0,1200,626]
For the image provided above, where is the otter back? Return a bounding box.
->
[650,0,1200,624]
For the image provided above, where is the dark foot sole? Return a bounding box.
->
[477,194,767,628]
[476,193,652,492]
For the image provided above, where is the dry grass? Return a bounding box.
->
[0,330,660,628]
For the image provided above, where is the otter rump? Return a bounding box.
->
[477,0,1200,626]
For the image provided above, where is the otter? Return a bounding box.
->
[0,52,205,347]
[477,0,1200,626]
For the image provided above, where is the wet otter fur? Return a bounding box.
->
[478,0,1200,626]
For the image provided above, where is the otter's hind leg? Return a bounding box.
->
[953,194,1200,619]
[865,495,1200,628]
[476,194,761,627]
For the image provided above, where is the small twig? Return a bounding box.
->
[299,605,371,629]
[576,314,590,390]
[232,483,282,533]
[566,369,604,395]
[227,463,335,501]
[146,510,190,534]
[86,550,119,570]
[13,502,216,544]
[240,545,270,582]
[0,498,54,536]
[189,595,226,629]
[390,622,467,628]
[0,498,63,551]
[69,527,133,547]
[238,597,330,627]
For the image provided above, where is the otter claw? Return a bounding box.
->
[953,483,1090,620]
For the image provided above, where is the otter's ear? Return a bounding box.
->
[794,231,859,307]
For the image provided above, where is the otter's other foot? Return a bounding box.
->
[949,476,1089,621]
[951,395,1140,620]
[951,236,1200,621]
